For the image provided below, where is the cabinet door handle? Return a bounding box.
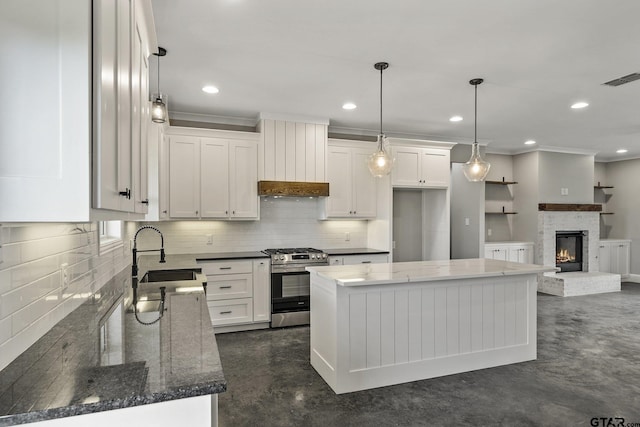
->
[141,199,149,205]
[232,210,235,215]
[119,188,131,199]
[219,285,232,289]
[225,210,228,215]
[219,311,232,315]
[361,261,371,264]
[219,267,232,270]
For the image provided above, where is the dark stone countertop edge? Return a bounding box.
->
[322,248,390,256]
[0,382,227,426]
[195,251,269,260]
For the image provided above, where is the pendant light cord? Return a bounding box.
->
[379,66,383,136]
[474,83,477,144]
[157,53,161,94]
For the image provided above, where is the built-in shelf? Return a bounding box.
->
[486,179,518,185]
[486,211,518,215]
[600,212,614,215]
[594,185,614,189]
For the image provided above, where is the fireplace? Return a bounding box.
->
[556,231,584,272]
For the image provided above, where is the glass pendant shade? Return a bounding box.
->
[367,134,394,177]
[463,78,491,182]
[151,93,168,123]
[462,142,490,181]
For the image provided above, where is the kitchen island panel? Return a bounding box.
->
[310,268,539,394]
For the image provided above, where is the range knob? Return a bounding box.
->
[311,254,316,259]
[279,255,285,260]
[322,253,327,259]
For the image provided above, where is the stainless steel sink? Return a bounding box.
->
[139,269,197,283]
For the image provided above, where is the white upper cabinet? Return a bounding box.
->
[258,118,327,182]
[391,144,452,188]
[94,0,153,214]
[321,140,377,219]
[0,0,155,222]
[165,128,260,220]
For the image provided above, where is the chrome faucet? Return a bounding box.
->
[132,225,166,277]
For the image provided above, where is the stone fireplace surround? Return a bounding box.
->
[536,204,620,296]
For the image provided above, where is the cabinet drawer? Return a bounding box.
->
[199,260,253,275]
[206,274,253,300]
[342,254,389,265]
[207,299,253,326]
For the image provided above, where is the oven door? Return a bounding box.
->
[271,269,310,313]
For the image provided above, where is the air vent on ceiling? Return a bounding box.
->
[602,73,640,87]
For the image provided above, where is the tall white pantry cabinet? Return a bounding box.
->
[0,0,156,222]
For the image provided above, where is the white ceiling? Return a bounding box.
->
[150,0,640,161]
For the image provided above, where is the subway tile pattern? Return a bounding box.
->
[127,197,369,253]
[0,223,129,371]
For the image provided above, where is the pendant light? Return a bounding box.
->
[151,47,168,123]
[367,62,394,177]
[462,78,491,182]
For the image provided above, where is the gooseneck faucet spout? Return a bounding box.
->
[132,225,166,277]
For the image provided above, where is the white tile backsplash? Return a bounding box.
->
[129,197,370,253]
[0,222,129,371]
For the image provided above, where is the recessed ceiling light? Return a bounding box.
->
[449,115,463,122]
[524,140,536,145]
[570,101,589,109]
[202,85,219,94]
[616,149,628,154]
[342,102,357,110]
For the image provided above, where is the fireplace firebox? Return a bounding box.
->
[556,231,584,272]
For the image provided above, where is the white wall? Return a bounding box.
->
[450,163,484,259]
[603,159,640,274]
[128,197,370,253]
[0,223,129,371]
[538,152,594,203]
[513,152,540,245]
[484,154,515,242]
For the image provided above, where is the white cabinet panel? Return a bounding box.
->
[252,260,271,323]
[322,140,377,219]
[207,299,253,326]
[260,119,326,182]
[165,131,259,220]
[199,258,270,329]
[330,254,389,265]
[486,243,533,264]
[391,146,451,189]
[169,136,200,218]
[206,274,253,300]
[599,240,630,277]
[201,139,229,218]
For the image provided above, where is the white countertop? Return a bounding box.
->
[306,258,556,286]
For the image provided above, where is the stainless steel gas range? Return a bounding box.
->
[263,248,328,327]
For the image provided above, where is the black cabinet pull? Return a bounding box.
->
[119,188,131,199]
[220,311,232,315]
[141,199,149,204]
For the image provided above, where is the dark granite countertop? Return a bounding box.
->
[0,267,226,426]
[196,251,269,261]
[322,248,390,256]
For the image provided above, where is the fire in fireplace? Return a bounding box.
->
[556,231,584,272]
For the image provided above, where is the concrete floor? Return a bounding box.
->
[216,283,640,426]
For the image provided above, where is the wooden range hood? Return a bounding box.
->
[258,180,329,197]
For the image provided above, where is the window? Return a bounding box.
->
[99,220,123,253]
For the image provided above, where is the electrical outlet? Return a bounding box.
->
[465,218,470,226]
[60,263,69,289]
[488,228,492,237]
[392,240,396,249]
[206,234,213,245]
[561,188,569,196]
[345,232,350,242]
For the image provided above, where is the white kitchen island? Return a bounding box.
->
[307,258,555,394]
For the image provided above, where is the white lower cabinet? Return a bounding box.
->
[329,253,389,265]
[198,259,270,330]
[599,239,631,277]
[485,242,533,264]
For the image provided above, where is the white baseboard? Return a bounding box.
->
[624,274,640,283]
